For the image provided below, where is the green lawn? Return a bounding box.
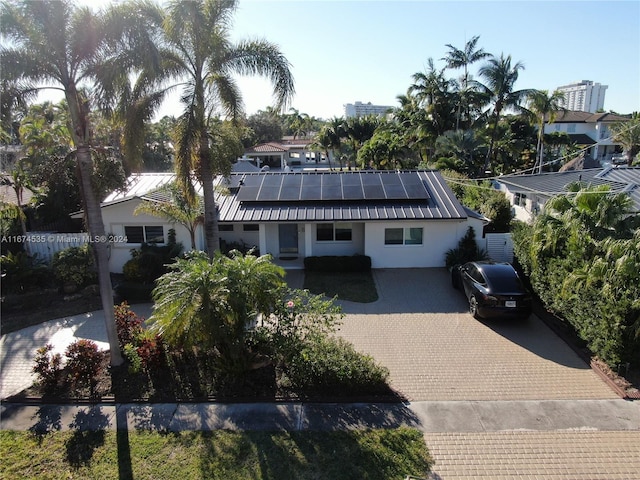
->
[0,428,432,480]
[304,271,379,303]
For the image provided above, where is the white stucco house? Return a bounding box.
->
[497,167,640,223]
[243,136,331,170]
[83,169,487,273]
[543,111,629,165]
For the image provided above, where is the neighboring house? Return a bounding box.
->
[544,111,629,165]
[84,169,486,272]
[497,167,640,223]
[244,136,330,170]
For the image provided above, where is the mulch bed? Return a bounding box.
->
[5,350,404,405]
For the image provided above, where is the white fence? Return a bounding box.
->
[485,233,513,263]
[24,232,91,264]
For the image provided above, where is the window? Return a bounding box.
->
[219,224,234,232]
[124,225,165,244]
[514,193,527,206]
[316,222,353,242]
[567,124,576,133]
[243,224,259,231]
[384,227,423,246]
[289,152,301,158]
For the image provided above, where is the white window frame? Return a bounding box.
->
[123,225,165,245]
[316,222,353,242]
[384,227,423,246]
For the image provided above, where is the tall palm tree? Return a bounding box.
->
[442,35,491,130]
[129,0,294,258]
[525,89,566,173]
[478,54,532,173]
[609,114,640,166]
[1,0,160,366]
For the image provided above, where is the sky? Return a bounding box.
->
[62,0,640,120]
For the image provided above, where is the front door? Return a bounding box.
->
[278,224,298,255]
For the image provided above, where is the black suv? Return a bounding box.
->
[452,261,532,320]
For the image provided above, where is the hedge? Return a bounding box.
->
[304,255,371,272]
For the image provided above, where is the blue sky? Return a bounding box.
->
[70,0,640,119]
[225,0,640,119]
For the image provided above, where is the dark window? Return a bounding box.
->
[124,226,164,244]
[124,226,144,243]
[316,223,334,241]
[335,222,352,241]
[384,228,403,245]
[219,224,234,232]
[243,224,259,231]
[145,226,164,243]
[405,227,423,245]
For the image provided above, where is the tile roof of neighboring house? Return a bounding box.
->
[0,175,35,205]
[498,167,640,212]
[550,111,630,123]
[245,142,288,153]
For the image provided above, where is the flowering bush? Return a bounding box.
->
[32,344,62,391]
[65,339,102,387]
[114,302,144,347]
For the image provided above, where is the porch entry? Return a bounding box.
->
[278,224,298,255]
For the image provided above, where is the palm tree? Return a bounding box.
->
[1,0,160,366]
[525,90,566,173]
[134,180,203,250]
[609,114,640,166]
[435,129,483,175]
[478,54,532,173]
[442,35,491,130]
[149,250,285,367]
[129,0,294,258]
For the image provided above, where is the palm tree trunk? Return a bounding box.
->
[76,145,124,366]
[199,141,219,258]
[484,111,501,173]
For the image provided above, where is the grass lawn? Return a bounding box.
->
[304,271,379,303]
[0,428,432,480]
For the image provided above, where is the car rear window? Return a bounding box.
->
[488,271,524,291]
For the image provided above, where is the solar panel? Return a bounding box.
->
[341,173,362,186]
[383,184,408,199]
[322,186,342,200]
[236,186,260,201]
[300,186,322,200]
[282,174,301,187]
[361,173,382,186]
[262,175,283,187]
[322,174,341,186]
[279,186,301,201]
[302,174,322,186]
[363,184,385,199]
[343,184,365,199]
[257,186,280,201]
[241,175,262,187]
[404,183,429,198]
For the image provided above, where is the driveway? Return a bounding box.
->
[290,268,617,402]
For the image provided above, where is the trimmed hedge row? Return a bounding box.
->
[304,255,371,272]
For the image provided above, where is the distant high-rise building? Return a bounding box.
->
[344,101,393,118]
[556,80,607,113]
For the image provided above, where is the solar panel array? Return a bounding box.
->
[235,172,430,202]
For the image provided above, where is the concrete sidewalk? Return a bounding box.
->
[2,399,638,433]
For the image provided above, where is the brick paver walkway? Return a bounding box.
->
[427,430,640,479]
[336,269,616,401]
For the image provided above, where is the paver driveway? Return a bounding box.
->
[315,268,616,401]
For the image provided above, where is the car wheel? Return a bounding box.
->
[469,296,481,319]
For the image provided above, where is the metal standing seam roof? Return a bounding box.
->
[215,171,468,223]
[498,167,640,212]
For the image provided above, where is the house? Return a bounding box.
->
[497,167,640,223]
[544,111,629,165]
[90,169,486,272]
[243,136,330,170]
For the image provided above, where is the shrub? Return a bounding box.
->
[123,232,183,283]
[0,251,51,294]
[445,226,488,268]
[304,255,371,272]
[64,339,102,387]
[123,344,143,374]
[32,344,62,392]
[114,302,144,347]
[286,336,389,395]
[51,244,96,287]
